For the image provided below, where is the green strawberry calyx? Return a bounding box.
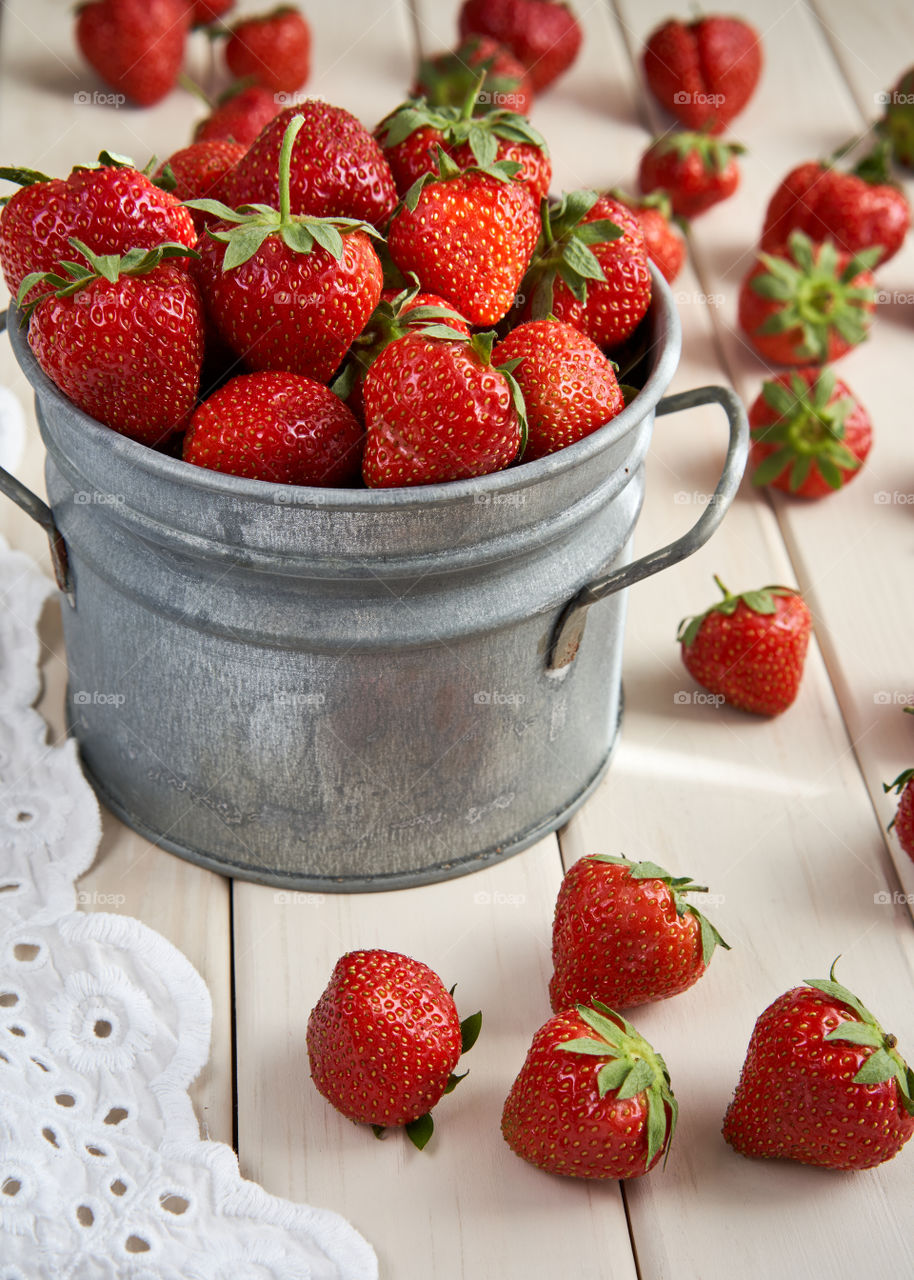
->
[470,330,529,456]
[749,229,879,361]
[806,959,914,1117]
[587,854,730,966]
[400,145,522,212]
[884,767,914,796]
[647,128,746,174]
[520,188,623,320]
[751,367,862,492]
[377,91,547,172]
[15,238,199,318]
[558,1000,678,1168]
[677,578,800,649]
[186,113,382,271]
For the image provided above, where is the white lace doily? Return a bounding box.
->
[0,536,377,1278]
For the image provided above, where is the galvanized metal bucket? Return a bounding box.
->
[1,269,748,890]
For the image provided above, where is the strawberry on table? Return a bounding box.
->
[189,114,383,382]
[192,83,283,147]
[154,140,246,233]
[748,367,873,498]
[677,579,812,717]
[0,156,197,301]
[306,949,481,1149]
[501,1001,677,1178]
[550,855,729,1012]
[638,130,744,219]
[387,151,539,326]
[610,189,686,284]
[75,0,190,107]
[642,14,762,134]
[884,748,914,864]
[738,230,878,366]
[458,0,582,94]
[723,962,914,1170]
[183,371,364,485]
[760,146,910,267]
[223,5,311,95]
[521,191,651,350]
[362,330,525,487]
[879,67,914,169]
[413,34,533,117]
[492,320,624,460]
[18,240,204,446]
[224,101,398,228]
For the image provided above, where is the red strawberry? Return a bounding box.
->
[154,140,246,233]
[521,191,652,350]
[884,761,914,863]
[723,963,914,1170]
[550,855,729,1012]
[501,1001,677,1178]
[738,230,878,366]
[638,130,744,219]
[677,578,812,717]
[611,189,685,284]
[413,35,533,117]
[0,157,197,302]
[224,5,311,95]
[458,0,582,93]
[225,101,397,229]
[880,67,914,170]
[306,949,481,1148]
[190,115,383,383]
[183,372,363,485]
[186,0,233,25]
[760,146,910,267]
[193,84,283,147]
[76,0,189,107]
[362,331,525,487]
[19,241,203,446]
[492,320,624,460]
[748,367,873,498]
[375,99,550,200]
[642,15,762,134]
[387,153,539,326]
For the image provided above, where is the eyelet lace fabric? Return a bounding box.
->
[0,537,377,1279]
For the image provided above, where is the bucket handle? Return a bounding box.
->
[548,384,748,671]
[0,310,71,593]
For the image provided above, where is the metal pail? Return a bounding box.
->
[1,269,747,889]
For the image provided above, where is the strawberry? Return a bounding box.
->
[224,101,397,229]
[458,0,582,94]
[738,230,878,366]
[748,367,872,498]
[550,855,729,1012]
[387,152,539,326]
[186,0,233,25]
[75,0,189,107]
[18,241,203,446]
[192,83,283,147]
[183,371,363,485]
[521,191,652,350]
[501,1001,677,1178]
[413,35,533,117]
[759,145,910,267]
[154,140,246,233]
[638,130,744,219]
[677,578,812,717]
[224,5,311,95]
[879,67,914,169]
[610,189,685,284]
[189,115,383,383]
[884,755,914,863]
[722,962,914,1170]
[642,15,762,134]
[375,98,551,200]
[306,949,481,1148]
[0,156,197,302]
[492,320,624,461]
[362,331,525,487]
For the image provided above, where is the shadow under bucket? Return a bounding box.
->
[2,267,748,890]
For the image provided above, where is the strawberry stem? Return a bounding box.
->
[277,113,305,227]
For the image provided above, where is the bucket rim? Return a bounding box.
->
[9,263,681,510]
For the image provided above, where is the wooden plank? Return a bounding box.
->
[0,0,235,1146]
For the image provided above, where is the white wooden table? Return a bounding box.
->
[2,2,914,1275]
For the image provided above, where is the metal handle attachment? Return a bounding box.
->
[0,310,71,592]
[548,384,749,671]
